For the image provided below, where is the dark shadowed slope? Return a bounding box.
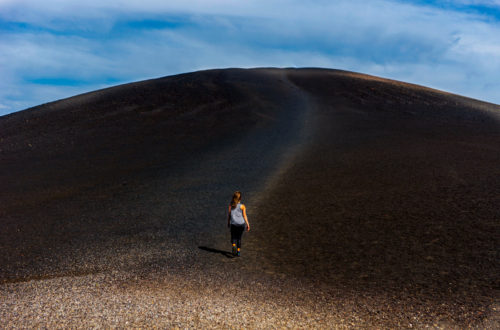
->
[1,68,499,327]
[0,68,310,280]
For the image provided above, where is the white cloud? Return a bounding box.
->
[0,0,499,115]
[454,0,500,6]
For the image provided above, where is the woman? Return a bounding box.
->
[227,191,250,256]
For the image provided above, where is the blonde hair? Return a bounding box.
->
[230,191,242,209]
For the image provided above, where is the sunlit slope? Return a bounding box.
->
[249,68,499,301]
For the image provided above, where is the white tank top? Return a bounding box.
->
[230,202,245,225]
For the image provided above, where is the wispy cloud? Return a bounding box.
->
[0,0,499,115]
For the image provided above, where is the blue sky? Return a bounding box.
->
[0,0,499,116]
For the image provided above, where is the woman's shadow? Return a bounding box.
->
[198,246,235,258]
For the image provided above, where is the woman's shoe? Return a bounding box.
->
[232,244,237,256]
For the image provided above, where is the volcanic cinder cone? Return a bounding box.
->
[1,68,499,328]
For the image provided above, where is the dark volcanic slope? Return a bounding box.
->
[1,69,302,214]
[0,68,309,279]
[1,68,499,327]
[248,69,500,325]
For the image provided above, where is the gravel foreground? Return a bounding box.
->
[2,262,498,328]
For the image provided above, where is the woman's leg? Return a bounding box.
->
[230,225,238,255]
[236,225,244,249]
[230,225,236,245]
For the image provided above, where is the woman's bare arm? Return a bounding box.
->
[241,204,250,231]
[227,205,231,227]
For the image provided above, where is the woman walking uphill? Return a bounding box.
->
[227,191,250,256]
